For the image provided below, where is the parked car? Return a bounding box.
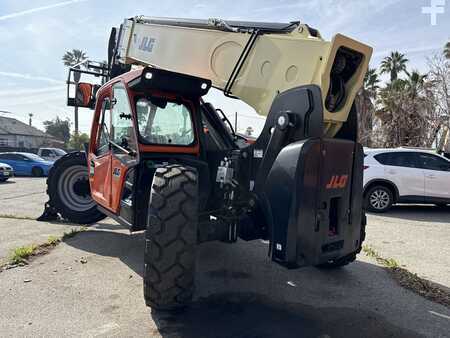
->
[364,148,450,212]
[0,162,14,182]
[37,148,67,162]
[0,152,53,177]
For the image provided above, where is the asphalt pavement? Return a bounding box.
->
[0,177,449,337]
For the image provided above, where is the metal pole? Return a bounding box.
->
[74,106,79,135]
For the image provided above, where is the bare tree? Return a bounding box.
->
[426,52,450,147]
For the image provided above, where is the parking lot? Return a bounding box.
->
[0,177,449,337]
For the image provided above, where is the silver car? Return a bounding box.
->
[0,162,14,182]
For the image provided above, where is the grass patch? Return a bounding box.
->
[1,227,87,271]
[47,235,61,246]
[61,227,87,241]
[0,214,35,220]
[9,245,37,264]
[363,245,449,308]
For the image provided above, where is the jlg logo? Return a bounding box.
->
[326,175,349,190]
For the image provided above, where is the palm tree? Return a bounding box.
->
[406,70,427,99]
[362,68,380,98]
[445,41,450,59]
[62,49,88,67]
[62,49,88,135]
[380,51,409,81]
[356,68,379,146]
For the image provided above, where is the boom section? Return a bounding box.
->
[115,16,372,136]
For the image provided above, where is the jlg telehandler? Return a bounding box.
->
[39,17,372,310]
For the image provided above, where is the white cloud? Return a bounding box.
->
[0,86,65,98]
[0,0,89,21]
[0,71,64,84]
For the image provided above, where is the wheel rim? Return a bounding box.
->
[370,189,390,210]
[57,165,95,212]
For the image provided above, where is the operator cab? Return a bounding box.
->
[83,67,234,229]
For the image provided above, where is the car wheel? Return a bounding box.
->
[366,185,393,213]
[31,167,44,177]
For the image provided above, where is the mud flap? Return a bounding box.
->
[265,138,364,268]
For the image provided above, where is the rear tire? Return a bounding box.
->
[144,164,198,311]
[32,167,44,177]
[46,152,105,224]
[365,185,393,213]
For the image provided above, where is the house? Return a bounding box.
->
[0,116,63,149]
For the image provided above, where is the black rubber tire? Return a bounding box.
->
[365,185,393,213]
[46,152,106,224]
[144,164,198,311]
[32,166,44,177]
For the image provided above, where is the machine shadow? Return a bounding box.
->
[149,291,420,338]
[65,229,145,277]
[65,229,424,338]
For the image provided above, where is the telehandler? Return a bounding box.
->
[39,17,372,310]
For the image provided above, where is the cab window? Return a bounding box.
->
[136,98,194,146]
[111,84,137,153]
[96,98,111,156]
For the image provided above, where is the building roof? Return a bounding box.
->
[0,116,48,137]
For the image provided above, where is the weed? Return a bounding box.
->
[9,245,37,264]
[363,245,449,307]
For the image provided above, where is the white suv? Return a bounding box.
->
[364,148,450,212]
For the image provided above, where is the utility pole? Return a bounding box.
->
[234,112,238,133]
[73,65,81,135]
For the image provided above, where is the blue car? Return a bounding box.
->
[0,152,53,177]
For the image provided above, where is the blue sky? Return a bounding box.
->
[0,0,449,134]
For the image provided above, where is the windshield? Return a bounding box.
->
[23,153,45,161]
[54,149,67,155]
[136,98,194,146]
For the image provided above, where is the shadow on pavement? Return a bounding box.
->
[368,204,450,223]
[151,292,421,338]
[65,230,425,338]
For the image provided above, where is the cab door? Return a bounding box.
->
[89,96,113,209]
[108,83,139,218]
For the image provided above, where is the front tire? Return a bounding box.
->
[46,152,105,224]
[144,164,198,311]
[365,185,393,213]
[31,166,44,177]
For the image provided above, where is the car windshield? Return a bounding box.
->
[23,153,45,161]
[53,149,67,155]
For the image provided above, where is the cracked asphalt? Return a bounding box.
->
[0,178,449,337]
